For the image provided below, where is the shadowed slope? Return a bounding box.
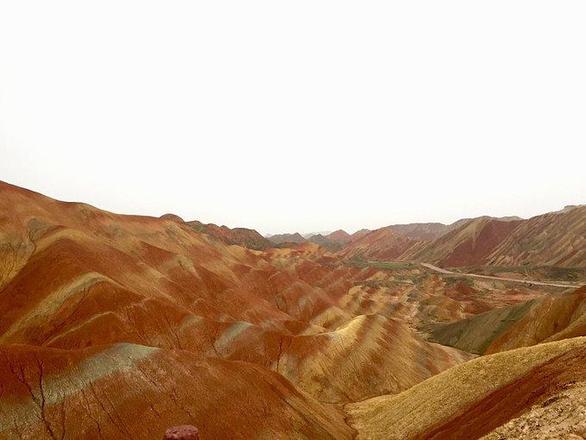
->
[486,285,586,353]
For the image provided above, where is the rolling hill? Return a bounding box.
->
[0,181,475,438]
[0,180,584,439]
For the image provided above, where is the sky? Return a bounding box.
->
[1,1,585,235]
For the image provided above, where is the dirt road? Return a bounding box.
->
[420,263,584,289]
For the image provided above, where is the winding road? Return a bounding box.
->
[420,263,584,289]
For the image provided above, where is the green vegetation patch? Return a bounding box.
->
[424,300,535,354]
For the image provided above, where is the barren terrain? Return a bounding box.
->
[0,180,584,439]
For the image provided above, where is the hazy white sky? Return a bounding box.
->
[1,1,585,234]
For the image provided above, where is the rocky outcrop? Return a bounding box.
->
[163,425,199,439]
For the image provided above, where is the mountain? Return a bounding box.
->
[404,217,524,266]
[351,228,371,240]
[0,180,584,439]
[0,181,471,438]
[339,207,585,268]
[338,220,465,261]
[307,233,342,251]
[267,232,307,244]
[339,226,424,260]
[386,222,453,241]
[186,220,273,250]
[302,231,331,239]
[307,230,352,251]
[485,205,585,267]
[409,207,585,268]
[325,229,352,245]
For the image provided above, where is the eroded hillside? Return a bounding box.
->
[0,180,584,439]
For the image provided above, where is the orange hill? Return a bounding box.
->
[0,180,584,439]
[0,181,474,438]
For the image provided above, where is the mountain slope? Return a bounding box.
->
[347,337,586,439]
[410,208,585,268]
[326,229,352,245]
[486,205,586,267]
[339,227,423,260]
[186,220,273,250]
[268,232,307,244]
[337,207,585,269]
[405,217,523,267]
[0,344,353,439]
[0,180,476,437]
[387,222,453,241]
[276,314,472,403]
[1,180,583,439]
[308,233,342,251]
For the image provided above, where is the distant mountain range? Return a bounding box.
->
[341,207,584,268]
[185,220,273,250]
[258,207,584,268]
